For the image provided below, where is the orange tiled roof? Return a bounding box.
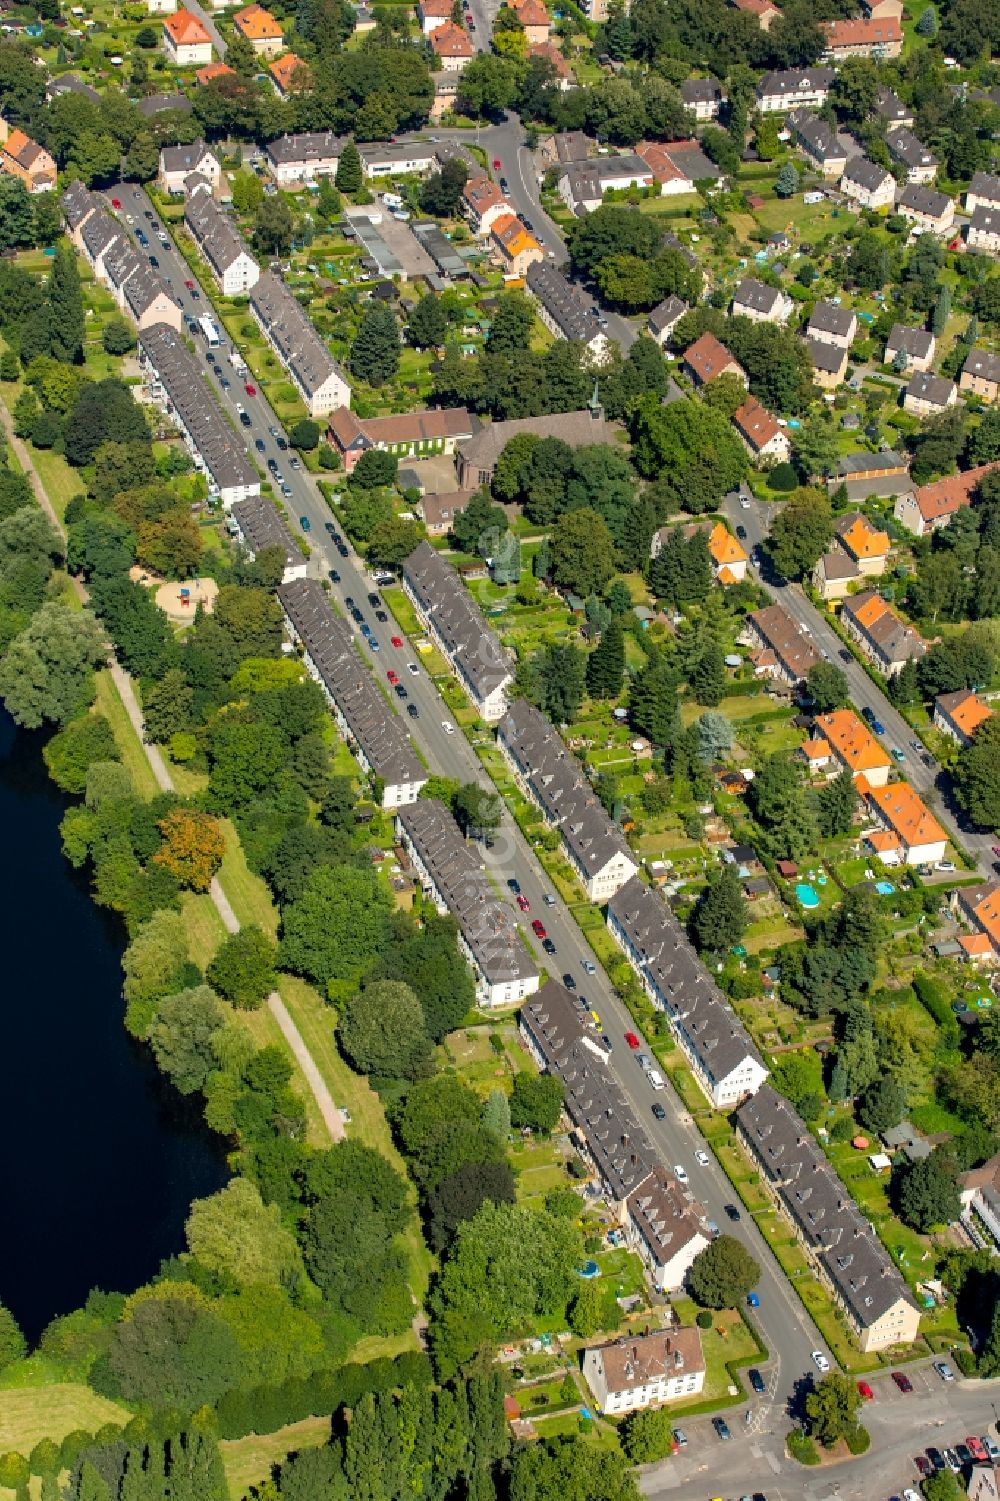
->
[836,512,889,561]
[431,19,473,53]
[801,738,830,761]
[164,8,212,42]
[685,332,742,384]
[636,141,691,184]
[866,781,946,852]
[814,708,891,775]
[234,2,283,37]
[511,0,549,23]
[959,933,994,957]
[914,461,1000,524]
[527,39,570,76]
[936,688,993,739]
[492,213,540,256]
[968,885,1000,948]
[823,14,901,44]
[196,61,234,82]
[868,829,900,854]
[850,591,888,631]
[733,397,782,452]
[708,521,748,568]
[269,52,309,89]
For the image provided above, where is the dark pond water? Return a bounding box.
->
[0,705,229,1342]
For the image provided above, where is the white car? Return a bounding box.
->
[407,662,419,675]
[811,1351,830,1373]
[695,1149,710,1167]
[441,720,455,735]
[673,1164,688,1185]
[935,861,956,873]
[740,495,751,509]
[903,1491,922,1501]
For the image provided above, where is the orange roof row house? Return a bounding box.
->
[836,511,889,568]
[196,61,234,84]
[934,687,993,747]
[822,14,902,56]
[431,19,474,63]
[163,8,213,60]
[954,882,1000,962]
[510,0,550,40]
[706,520,747,582]
[895,461,1000,537]
[861,780,947,866]
[732,396,790,463]
[491,212,543,273]
[812,708,891,784]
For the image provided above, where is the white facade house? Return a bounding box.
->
[841,155,896,210]
[897,184,955,235]
[250,270,350,418]
[756,66,833,113]
[969,204,1000,254]
[230,496,306,585]
[731,277,794,325]
[583,1331,706,1415]
[147,0,177,14]
[967,171,1000,216]
[158,139,220,194]
[626,1171,712,1292]
[161,8,214,65]
[184,191,259,296]
[264,131,346,185]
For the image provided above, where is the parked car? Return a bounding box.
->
[724,1203,741,1222]
[748,1369,766,1395]
[407,661,419,674]
[857,1381,873,1400]
[562,973,577,991]
[934,1361,955,1382]
[891,1371,913,1393]
[694,1149,710,1167]
[391,635,404,647]
[531,919,547,938]
[255,438,265,452]
[441,720,455,734]
[811,1351,830,1373]
[966,1436,987,1462]
[111,196,122,210]
[328,569,340,583]
[624,1032,640,1050]
[651,1103,666,1120]
[943,1449,961,1472]
[925,1448,944,1471]
[299,516,311,532]
[542,938,556,955]
[582,959,596,974]
[913,1455,931,1477]
[394,684,407,700]
[239,411,252,427]
[712,1418,731,1442]
[673,1164,688,1185]
[543,893,556,905]
[516,894,530,911]
[672,1428,687,1447]
[386,670,398,684]
[407,702,419,718]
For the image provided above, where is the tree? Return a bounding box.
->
[508,1437,639,1501]
[893,1149,961,1231]
[335,140,363,193]
[0,603,105,729]
[289,418,320,451]
[0,1302,25,1372]
[621,1407,675,1464]
[350,303,400,386]
[101,319,136,357]
[186,1178,302,1286]
[748,753,817,860]
[916,3,937,32]
[453,783,502,842]
[339,978,432,1080]
[857,1075,906,1135]
[427,1160,517,1253]
[280,864,393,988]
[121,909,189,1037]
[253,195,294,255]
[419,157,468,217]
[373,913,475,1043]
[931,284,951,337]
[142,669,194,745]
[529,641,587,725]
[767,488,834,580]
[485,290,534,354]
[922,1473,964,1501]
[775,162,800,198]
[103,1293,242,1408]
[206,926,276,1009]
[148,985,225,1096]
[154,807,225,893]
[954,718,1000,830]
[43,714,120,795]
[793,417,840,481]
[64,379,149,467]
[509,1073,564,1133]
[48,242,85,364]
[586,615,625,700]
[451,488,507,556]
[407,293,448,349]
[550,509,615,598]
[692,864,747,957]
[687,1234,760,1309]
[816,767,857,839]
[482,1087,511,1143]
[806,661,849,712]
[689,638,726,707]
[805,1373,863,1447]
[697,710,732,763]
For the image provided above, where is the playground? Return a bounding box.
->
[128,566,218,622]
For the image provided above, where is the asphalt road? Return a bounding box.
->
[722,490,997,882]
[117,181,822,1399]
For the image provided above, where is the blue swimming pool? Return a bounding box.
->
[577,1261,600,1278]
[796,882,820,909]
[875,880,896,895]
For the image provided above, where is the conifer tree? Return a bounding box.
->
[49,242,85,364]
[586,615,624,699]
[335,141,363,193]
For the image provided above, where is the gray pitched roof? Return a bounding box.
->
[498,700,636,882]
[971,204,1000,238]
[757,67,833,100]
[804,336,847,375]
[905,371,955,407]
[137,92,193,117]
[787,108,844,164]
[887,128,937,171]
[138,323,258,496]
[398,799,537,988]
[526,261,605,344]
[265,130,347,167]
[843,589,926,665]
[647,294,687,335]
[680,77,723,105]
[969,170,1000,205]
[964,348,1000,386]
[808,301,855,338]
[887,324,934,360]
[843,155,894,193]
[874,85,909,123]
[277,576,425,790]
[457,406,618,479]
[733,277,783,315]
[737,1084,918,1331]
[898,183,951,218]
[185,191,257,277]
[61,180,99,231]
[607,876,765,1088]
[402,541,512,704]
[231,494,298,571]
[160,139,215,175]
[80,208,122,262]
[249,270,346,400]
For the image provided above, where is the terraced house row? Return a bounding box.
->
[402,541,514,722]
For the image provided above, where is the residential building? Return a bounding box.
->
[417,490,473,537]
[830,450,912,504]
[626,1169,712,1292]
[953,882,1000,964]
[897,183,955,235]
[635,141,694,196]
[934,688,993,748]
[807,301,857,350]
[158,139,220,194]
[607,876,768,1107]
[277,577,426,809]
[359,141,443,177]
[583,1330,706,1414]
[787,110,847,178]
[264,131,346,185]
[268,53,310,98]
[398,799,538,1006]
[863,780,947,867]
[430,20,473,69]
[526,261,609,358]
[682,332,747,388]
[644,138,720,184]
[874,84,912,129]
[884,324,935,372]
[0,125,55,193]
[462,175,511,236]
[967,171,1000,215]
[80,207,127,283]
[961,348,1000,403]
[510,0,550,44]
[185,191,259,295]
[646,294,687,346]
[805,338,848,389]
[812,708,892,786]
[968,204,1000,254]
[147,0,177,13]
[737,1085,920,1351]
[679,78,724,120]
[417,0,452,30]
[136,92,195,118]
[841,591,924,676]
[402,541,513,721]
[742,603,821,687]
[47,73,101,103]
[327,405,474,474]
[834,512,890,575]
[161,8,213,64]
[821,14,902,58]
[887,128,937,183]
[903,371,957,417]
[651,520,749,584]
[756,67,834,113]
[558,154,654,214]
[497,700,639,901]
[455,403,618,488]
[894,461,1000,537]
[860,0,903,19]
[429,69,460,120]
[490,213,544,276]
[249,270,350,418]
[136,323,259,508]
[62,181,99,247]
[734,0,780,28]
[840,155,896,210]
[101,233,182,332]
[813,548,859,601]
[196,60,234,84]
[229,495,305,584]
[232,2,283,54]
[731,277,794,325]
[732,397,791,465]
[960,1150,1000,1250]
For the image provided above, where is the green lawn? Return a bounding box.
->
[220,1417,331,1501]
[0,1383,128,1456]
[93,671,162,801]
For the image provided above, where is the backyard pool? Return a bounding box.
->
[577,1261,601,1278]
[875,881,896,895]
[796,882,821,909]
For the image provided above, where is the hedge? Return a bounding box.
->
[912,971,960,1037]
[214,1350,434,1439]
[787,1430,821,1465]
[844,1423,871,1455]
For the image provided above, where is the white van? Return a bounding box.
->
[647,1069,665,1091]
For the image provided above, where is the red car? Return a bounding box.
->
[967,1437,988,1462]
[245,383,256,396]
[516,893,530,911]
[531,919,546,938]
[185,278,195,290]
[387,669,398,684]
[625,1032,640,1050]
[856,1381,873,1400]
[111,197,122,210]
[891,1371,913,1393]
[914,1456,931,1477]
[391,635,403,647]
[493,158,502,171]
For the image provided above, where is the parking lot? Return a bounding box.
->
[344,204,437,279]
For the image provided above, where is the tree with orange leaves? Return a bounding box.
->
[154,807,226,892]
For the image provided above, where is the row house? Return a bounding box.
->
[741,603,821,688]
[731,277,794,325]
[607,876,768,1108]
[327,405,474,474]
[583,1330,706,1414]
[185,190,259,295]
[158,139,220,194]
[952,881,1000,965]
[903,371,957,418]
[497,699,639,901]
[136,323,259,507]
[863,780,947,867]
[821,14,902,58]
[786,110,846,179]
[813,512,890,600]
[887,128,937,184]
[103,238,182,332]
[809,708,892,786]
[966,170,1000,216]
[840,155,896,211]
[682,331,746,389]
[968,204,1000,254]
[934,687,993,748]
[402,541,513,722]
[396,799,538,1007]
[806,337,848,389]
[462,174,511,236]
[229,494,305,584]
[874,85,912,130]
[232,2,283,55]
[894,462,999,537]
[960,348,1000,403]
[264,131,346,185]
[840,590,924,677]
[732,397,790,466]
[491,213,544,276]
[736,1085,921,1352]
[162,8,213,65]
[510,0,550,44]
[277,577,426,808]
[0,124,55,193]
[807,301,857,350]
[897,183,955,236]
[526,261,610,360]
[250,270,350,417]
[885,323,935,372]
[558,154,653,215]
[679,77,724,121]
[755,67,834,113]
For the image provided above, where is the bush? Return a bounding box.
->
[953,1346,977,1377]
[844,1424,870,1455]
[787,1430,820,1465]
[696,1310,713,1328]
[769,462,798,491]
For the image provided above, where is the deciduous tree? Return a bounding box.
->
[805,1373,863,1447]
[692,864,747,956]
[0,602,105,729]
[207,925,276,1009]
[339,979,433,1080]
[148,985,225,1096]
[186,1178,303,1286]
[279,864,393,988]
[687,1234,760,1309]
[154,807,225,892]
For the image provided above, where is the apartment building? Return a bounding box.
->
[277,577,426,808]
[682,332,747,388]
[966,171,1000,215]
[491,213,544,276]
[510,0,550,44]
[430,21,474,69]
[806,338,849,389]
[229,495,306,584]
[102,237,182,332]
[821,14,901,58]
[887,128,938,183]
[455,403,617,488]
[397,799,538,1007]
[840,591,924,676]
[417,0,452,30]
[496,699,639,902]
[731,277,794,325]
[136,324,259,507]
[756,67,834,112]
[162,9,214,65]
[402,541,513,721]
[786,110,847,178]
[327,405,474,474]
[250,270,350,417]
[737,1085,920,1352]
[897,184,955,235]
[0,125,55,193]
[807,301,857,350]
[232,2,283,55]
[264,131,346,185]
[526,261,609,359]
[840,155,896,211]
[885,324,935,373]
[732,397,791,465]
[741,603,821,687]
[960,348,1000,404]
[158,139,220,194]
[462,174,511,235]
[625,1167,712,1292]
[185,191,259,295]
[679,78,724,120]
[903,371,957,417]
[811,708,892,786]
[934,688,993,748]
[895,462,999,537]
[863,780,947,867]
[583,1330,706,1414]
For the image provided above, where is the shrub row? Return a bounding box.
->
[214,1350,434,1440]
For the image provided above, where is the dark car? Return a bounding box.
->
[407,702,419,718]
[368,592,380,607]
[862,705,876,725]
[724,1203,741,1222]
[926,1448,944,1472]
[891,1371,913,1393]
[499,177,510,192]
[508,879,521,894]
[394,683,407,699]
[712,1418,731,1441]
[325,522,337,535]
[748,1369,766,1395]
[914,1455,931,1477]
[328,569,340,583]
[255,438,266,452]
[599,1035,612,1051]
[148,254,159,267]
[299,515,311,533]
[872,717,885,736]
[267,458,279,473]
[239,411,252,427]
[337,541,349,557]
[345,596,355,611]
[276,435,288,450]
[955,1445,973,1467]
[651,1102,666,1120]
[542,937,556,955]
[562,973,577,990]
[736,524,747,539]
